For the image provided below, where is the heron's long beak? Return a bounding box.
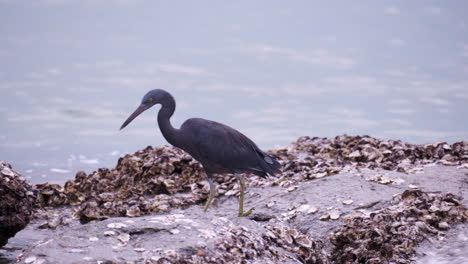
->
[120,105,146,130]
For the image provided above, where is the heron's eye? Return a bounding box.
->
[146,98,153,104]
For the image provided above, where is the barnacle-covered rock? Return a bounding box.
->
[330,190,467,264]
[260,135,467,191]
[264,225,330,263]
[154,221,330,263]
[0,161,36,247]
[278,135,466,170]
[35,183,67,207]
[32,136,467,223]
[35,146,207,222]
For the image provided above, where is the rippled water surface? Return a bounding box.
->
[1,2,468,184]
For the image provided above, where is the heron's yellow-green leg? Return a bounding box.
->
[238,175,253,217]
[204,177,216,212]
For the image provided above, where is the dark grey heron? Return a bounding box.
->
[120,89,281,217]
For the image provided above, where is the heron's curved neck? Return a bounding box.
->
[157,93,181,147]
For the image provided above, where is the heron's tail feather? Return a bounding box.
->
[246,139,282,177]
[254,152,281,178]
[265,155,281,169]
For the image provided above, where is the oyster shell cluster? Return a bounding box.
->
[330,190,467,264]
[0,161,36,247]
[254,135,467,189]
[33,135,467,223]
[151,190,466,264]
[117,190,467,264]
[274,135,466,172]
[37,146,207,223]
[154,222,329,264]
[3,135,468,263]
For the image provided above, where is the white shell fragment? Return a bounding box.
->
[170,229,180,235]
[296,204,310,213]
[295,204,319,214]
[89,237,99,242]
[329,209,341,220]
[307,206,319,214]
[24,256,37,264]
[320,208,341,220]
[342,200,354,205]
[107,223,127,229]
[319,214,330,221]
[438,222,449,230]
[117,233,130,243]
[314,172,328,178]
[1,167,15,177]
[104,231,116,236]
[366,174,394,185]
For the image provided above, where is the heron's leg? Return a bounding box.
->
[237,175,253,217]
[203,174,216,212]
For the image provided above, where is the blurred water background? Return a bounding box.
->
[1,1,467,184]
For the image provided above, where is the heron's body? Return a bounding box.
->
[178,118,279,176]
[120,89,281,216]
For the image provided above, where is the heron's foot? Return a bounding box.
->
[238,207,254,217]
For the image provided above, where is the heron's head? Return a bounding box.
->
[119,89,163,130]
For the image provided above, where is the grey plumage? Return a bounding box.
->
[120,89,281,216]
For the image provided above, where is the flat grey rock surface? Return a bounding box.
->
[2,164,466,263]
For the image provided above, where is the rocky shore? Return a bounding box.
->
[1,135,467,263]
[0,162,35,248]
